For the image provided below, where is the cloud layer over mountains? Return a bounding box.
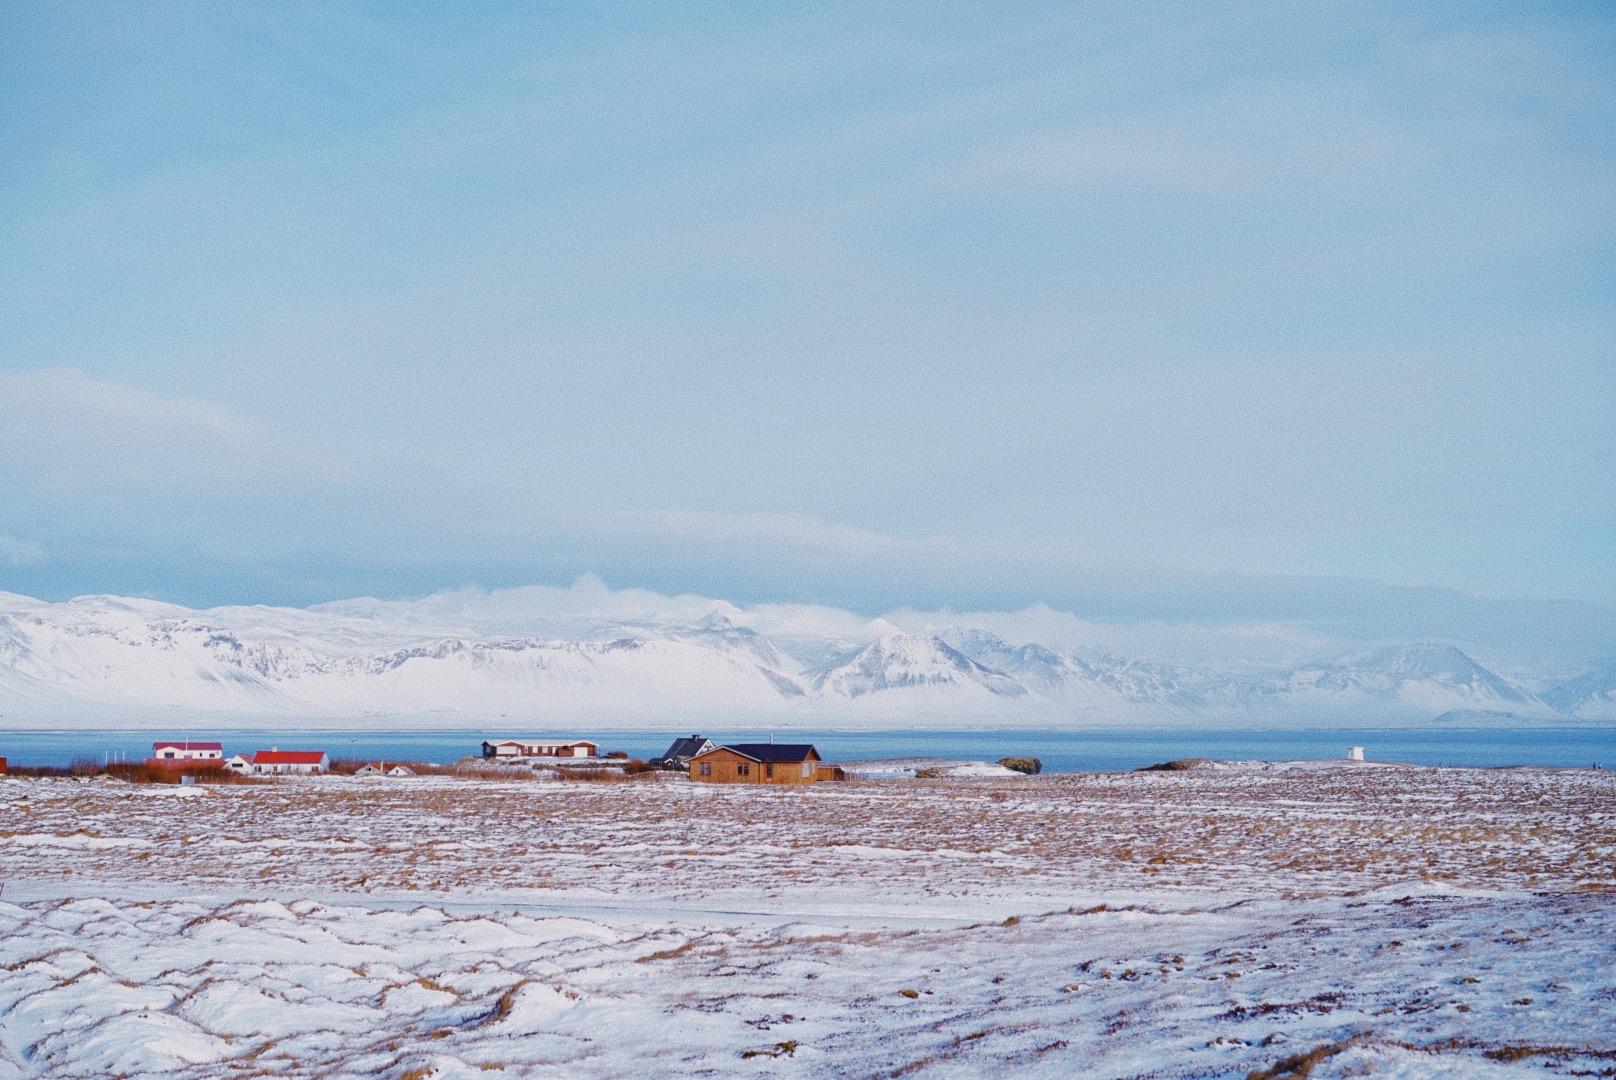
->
[2,579,1611,729]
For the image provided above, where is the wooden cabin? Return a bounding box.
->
[688,744,823,785]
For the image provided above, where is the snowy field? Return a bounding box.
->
[1,763,1613,1077]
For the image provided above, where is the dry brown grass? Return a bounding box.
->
[478,981,526,1027]
[553,765,654,782]
[102,762,259,785]
[5,760,258,784]
[1245,1036,1363,1079]
[2,765,1610,901]
[1,765,74,778]
[1411,1038,1616,1064]
[637,941,698,964]
[741,1040,798,1059]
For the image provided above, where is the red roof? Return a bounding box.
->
[153,741,223,751]
[252,750,327,765]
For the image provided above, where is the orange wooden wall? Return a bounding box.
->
[689,748,820,784]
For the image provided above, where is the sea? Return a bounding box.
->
[1,726,1612,773]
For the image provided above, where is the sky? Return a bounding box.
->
[1,1,1613,650]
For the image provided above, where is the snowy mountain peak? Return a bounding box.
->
[1540,659,1616,717]
[810,634,1028,699]
[1349,644,1527,701]
[1278,643,1532,711]
[1357,644,1511,683]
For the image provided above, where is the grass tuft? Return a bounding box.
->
[741,1041,798,1059]
[1246,1036,1363,1080]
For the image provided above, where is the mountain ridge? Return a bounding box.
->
[0,589,1604,728]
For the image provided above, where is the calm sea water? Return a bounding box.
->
[1,727,1612,772]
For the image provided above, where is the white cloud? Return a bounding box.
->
[0,367,348,496]
[0,535,44,567]
[312,575,739,635]
[885,602,1345,666]
[601,509,975,560]
[312,575,1337,666]
[314,575,895,646]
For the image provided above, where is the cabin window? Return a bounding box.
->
[802,761,813,778]
[699,762,711,776]
[738,763,749,777]
[765,763,774,779]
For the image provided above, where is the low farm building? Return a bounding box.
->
[151,741,223,762]
[689,744,824,785]
[481,739,599,759]
[241,750,329,775]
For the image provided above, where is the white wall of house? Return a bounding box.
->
[486,740,598,758]
[249,756,329,775]
[155,746,223,760]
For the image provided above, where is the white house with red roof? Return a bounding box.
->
[481,739,599,759]
[246,749,329,775]
[151,741,223,762]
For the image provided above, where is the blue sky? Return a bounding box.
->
[1,2,1613,644]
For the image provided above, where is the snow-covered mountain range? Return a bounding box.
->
[0,587,1609,728]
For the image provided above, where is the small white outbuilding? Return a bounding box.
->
[1347,746,1365,761]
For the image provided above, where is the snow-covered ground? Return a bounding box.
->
[838,756,1028,779]
[1,764,1612,1077]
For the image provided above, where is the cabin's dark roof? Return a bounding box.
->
[657,735,712,762]
[699,743,820,763]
